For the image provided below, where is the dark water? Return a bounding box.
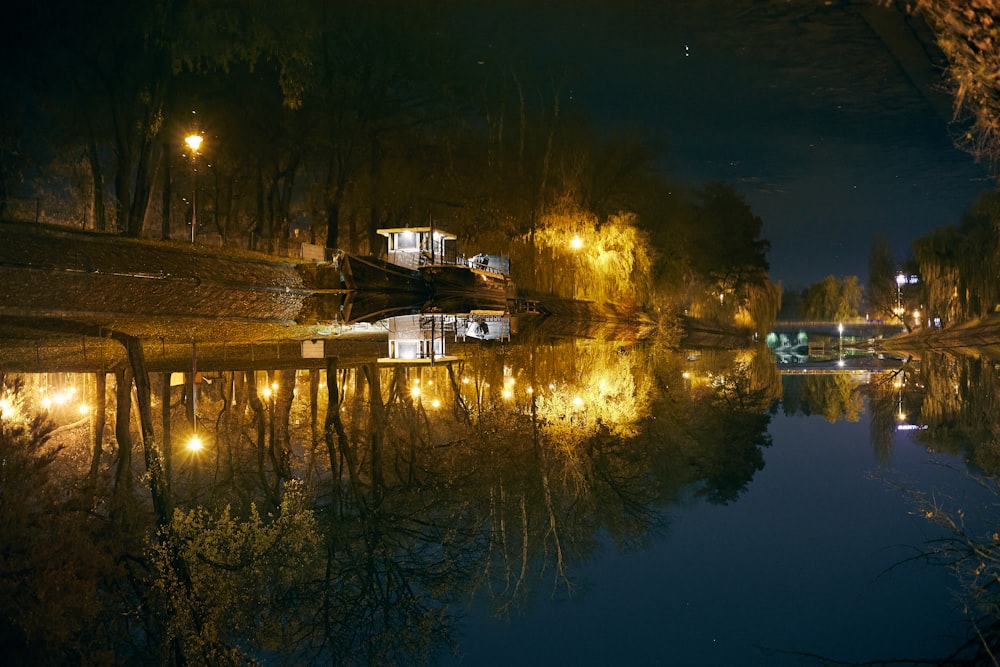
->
[444,399,980,666]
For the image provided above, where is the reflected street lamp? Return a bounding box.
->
[838,322,844,367]
[185,134,203,243]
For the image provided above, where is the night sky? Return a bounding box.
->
[458,1,993,289]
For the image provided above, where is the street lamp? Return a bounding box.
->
[185,134,203,243]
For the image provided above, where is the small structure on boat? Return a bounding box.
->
[376,226,511,279]
[379,226,458,270]
[378,311,511,364]
[379,314,458,365]
[377,226,513,310]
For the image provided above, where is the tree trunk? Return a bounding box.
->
[161,138,171,240]
[89,371,107,480]
[113,367,133,498]
[161,372,172,491]
[116,333,172,523]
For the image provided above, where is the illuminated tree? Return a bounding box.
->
[901,0,1000,174]
[801,275,863,321]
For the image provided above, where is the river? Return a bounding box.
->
[1,320,997,665]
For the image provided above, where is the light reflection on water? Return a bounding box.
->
[3,336,997,665]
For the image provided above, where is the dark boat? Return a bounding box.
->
[342,291,425,324]
[421,264,510,312]
[340,253,427,294]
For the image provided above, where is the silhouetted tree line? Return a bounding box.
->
[865,192,1000,329]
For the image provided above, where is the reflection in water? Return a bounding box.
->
[3,330,1000,663]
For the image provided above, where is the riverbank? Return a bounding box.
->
[882,313,1000,361]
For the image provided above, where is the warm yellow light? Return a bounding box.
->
[53,392,69,406]
[262,387,272,399]
[0,398,10,416]
[461,377,469,384]
[41,397,51,409]
[913,310,921,323]
[431,399,441,409]
[572,396,584,407]
[570,235,583,250]
[271,382,279,391]
[78,403,89,416]
[526,386,533,394]
[682,371,691,379]
[502,389,512,399]
[187,435,204,452]
[410,386,421,398]
[185,134,203,153]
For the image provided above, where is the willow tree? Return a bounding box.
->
[530,203,655,305]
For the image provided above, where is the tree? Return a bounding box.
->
[901,0,1000,174]
[867,236,898,321]
[801,275,863,321]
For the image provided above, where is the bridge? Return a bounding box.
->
[771,320,905,338]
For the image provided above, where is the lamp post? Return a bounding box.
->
[185,134,203,243]
[895,272,906,319]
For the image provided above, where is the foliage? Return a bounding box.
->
[907,477,1000,663]
[912,192,1000,325]
[866,236,898,321]
[149,480,322,664]
[530,203,654,305]
[0,378,121,664]
[800,275,863,321]
[901,0,1000,174]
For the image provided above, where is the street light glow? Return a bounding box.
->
[570,235,583,250]
[187,435,204,452]
[185,134,203,153]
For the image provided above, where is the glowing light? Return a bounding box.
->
[410,386,421,398]
[461,377,469,384]
[682,371,691,379]
[431,399,441,408]
[187,435,204,452]
[0,398,10,416]
[185,134,203,153]
[262,387,272,399]
[78,403,90,416]
[570,235,583,250]
[41,397,52,409]
[572,396,583,407]
[502,389,512,399]
[526,386,533,394]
